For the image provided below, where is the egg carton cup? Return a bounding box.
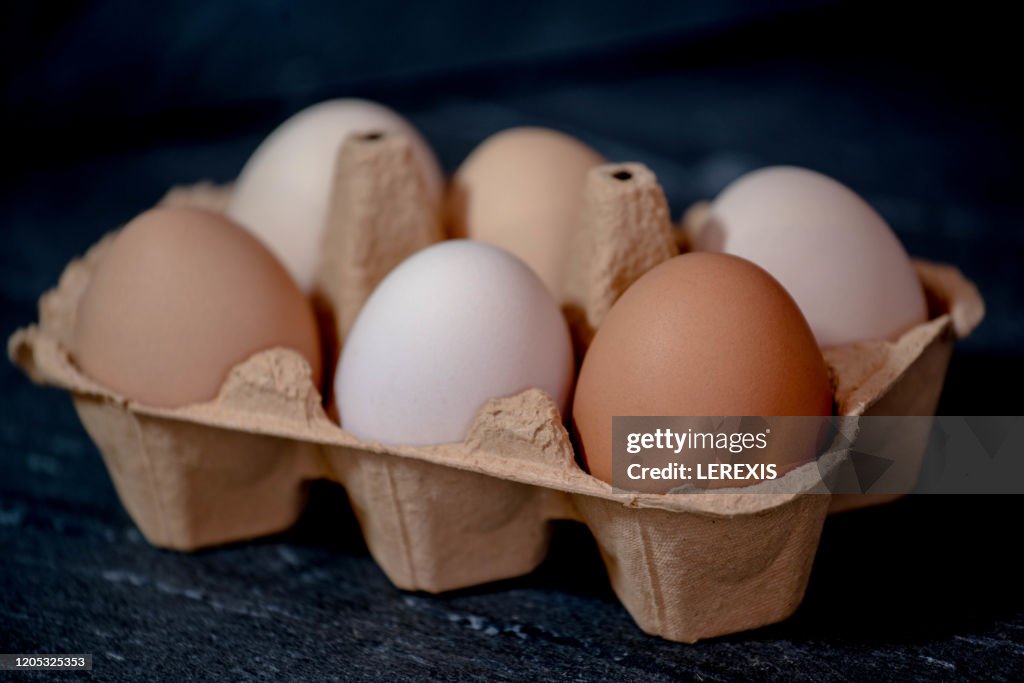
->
[9,133,983,642]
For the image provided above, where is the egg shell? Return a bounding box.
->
[228,99,443,291]
[73,207,322,408]
[448,127,605,299]
[336,239,573,446]
[572,252,833,491]
[695,166,928,347]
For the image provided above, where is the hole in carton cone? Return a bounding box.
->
[359,132,385,141]
[610,169,633,181]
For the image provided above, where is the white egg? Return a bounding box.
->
[695,166,927,347]
[228,99,443,291]
[336,240,573,446]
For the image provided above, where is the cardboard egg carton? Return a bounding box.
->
[9,132,983,643]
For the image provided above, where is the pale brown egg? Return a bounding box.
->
[448,127,604,299]
[74,207,322,408]
[572,252,832,492]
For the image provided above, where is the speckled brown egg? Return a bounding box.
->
[74,207,322,408]
[572,252,832,489]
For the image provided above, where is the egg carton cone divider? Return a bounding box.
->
[313,131,444,376]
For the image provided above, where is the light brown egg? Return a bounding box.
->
[74,207,322,408]
[448,127,604,299]
[572,252,833,491]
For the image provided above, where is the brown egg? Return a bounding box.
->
[74,207,322,408]
[448,127,604,299]
[572,252,832,491]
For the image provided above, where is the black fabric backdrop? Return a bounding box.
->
[2,2,1022,680]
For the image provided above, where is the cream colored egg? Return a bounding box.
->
[448,127,604,299]
[228,99,443,291]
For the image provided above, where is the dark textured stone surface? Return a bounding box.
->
[3,3,1022,680]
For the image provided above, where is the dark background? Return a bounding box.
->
[2,1,1022,680]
